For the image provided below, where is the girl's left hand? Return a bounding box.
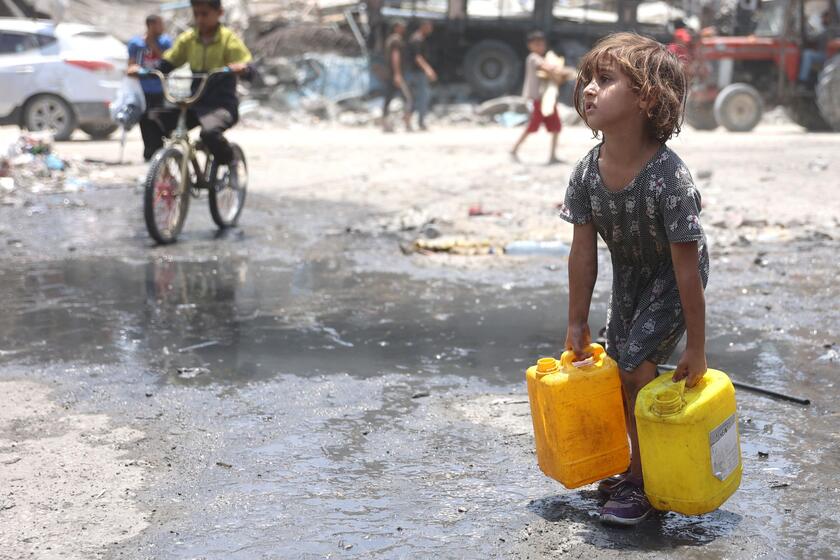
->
[673,348,707,388]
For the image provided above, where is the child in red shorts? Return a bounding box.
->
[511,31,569,164]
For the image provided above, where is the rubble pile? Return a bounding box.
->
[253,24,362,58]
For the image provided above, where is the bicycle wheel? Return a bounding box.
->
[144,146,191,244]
[209,143,247,228]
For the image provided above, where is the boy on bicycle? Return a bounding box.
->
[129,0,252,180]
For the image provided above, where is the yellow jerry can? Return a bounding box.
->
[635,370,742,515]
[526,343,630,489]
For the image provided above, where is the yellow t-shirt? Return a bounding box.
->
[163,25,252,72]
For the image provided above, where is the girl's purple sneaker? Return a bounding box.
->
[599,482,652,526]
[597,471,629,497]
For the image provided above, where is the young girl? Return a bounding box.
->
[558,33,709,526]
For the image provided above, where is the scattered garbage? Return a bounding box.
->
[477,96,529,118]
[412,237,500,256]
[110,77,147,163]
[505,240,571,257]
[818,346,839,363]
[178,340,221,353]
[807,157,829,172]
[0,132,115,207]
[495,111,530,128]
[468,205,501,217]
[176,367,211,379]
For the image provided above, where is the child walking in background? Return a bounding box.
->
[511,31,571,164]
[558,33,710,526]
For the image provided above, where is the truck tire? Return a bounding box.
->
[685,99,717,130]
[23,94,77,141]
[713,83,763,132]
[464,40,521,98]
[80,123,119,140]
[785,95,831,131]
[816,54,840,131]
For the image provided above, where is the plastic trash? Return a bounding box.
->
[109,77,146,131]
[45,154,65,171]
[495,111,530,127]
[504,240,570,256]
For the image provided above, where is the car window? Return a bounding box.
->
[36,34,57,48]
[0,32,41,54]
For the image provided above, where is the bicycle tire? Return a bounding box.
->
[144,146,191,244]
[209,143,247,228]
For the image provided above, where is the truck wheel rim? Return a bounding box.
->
[726,93,759,129]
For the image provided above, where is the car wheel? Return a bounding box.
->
[80,123,119,140]
[464,40,521,99]
[713,83,763,133]
[23,94,77,141]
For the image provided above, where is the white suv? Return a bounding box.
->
[0,18,126,140]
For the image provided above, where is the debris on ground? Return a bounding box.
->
[177,367,211,379]
[505,240,570,257]
[0,133,114,207]
[410,237,501,256]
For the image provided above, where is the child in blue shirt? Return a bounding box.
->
[127,14,172,161]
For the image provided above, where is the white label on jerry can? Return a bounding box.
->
[709,412,740,481]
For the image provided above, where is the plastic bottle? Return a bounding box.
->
[526,343,630,488]
[635,369,742,515]
[505,240,570,257]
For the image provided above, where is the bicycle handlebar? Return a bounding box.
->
[137,67,232,106]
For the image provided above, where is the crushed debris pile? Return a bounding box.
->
[252,24,362,58]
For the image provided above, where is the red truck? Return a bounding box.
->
[687,0,840,132]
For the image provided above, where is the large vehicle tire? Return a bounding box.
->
[80,122,119,140]
[785,95,831,131]
[816,54,840,131]
[713,83,763,132]
[685,99,718,130]
[22,94,77,141]
[464,40,521,99]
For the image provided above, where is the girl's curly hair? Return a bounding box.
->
[573,33,687,143]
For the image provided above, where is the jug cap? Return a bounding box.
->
[536,357,559,377]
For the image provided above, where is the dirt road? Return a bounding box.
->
[0,121,837,559]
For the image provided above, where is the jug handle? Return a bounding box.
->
[559,343,605,369]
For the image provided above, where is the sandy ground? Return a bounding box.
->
[5,118,835,252]
[0,381,147,559]
[0,120,838,558]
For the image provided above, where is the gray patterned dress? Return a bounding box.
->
[559,144,710,372]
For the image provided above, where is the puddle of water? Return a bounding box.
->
[1,256,837,559]
[0,257,588,385]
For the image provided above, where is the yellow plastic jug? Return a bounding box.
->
[635,370,742,515]
[526,343,630,488]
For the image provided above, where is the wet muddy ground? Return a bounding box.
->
[0,124,838,559]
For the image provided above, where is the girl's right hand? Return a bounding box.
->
[564,323,593,360]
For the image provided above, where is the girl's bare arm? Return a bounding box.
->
[565,222,598,357]
[671,241,707,386]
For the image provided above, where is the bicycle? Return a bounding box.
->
[139,68,248,244]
